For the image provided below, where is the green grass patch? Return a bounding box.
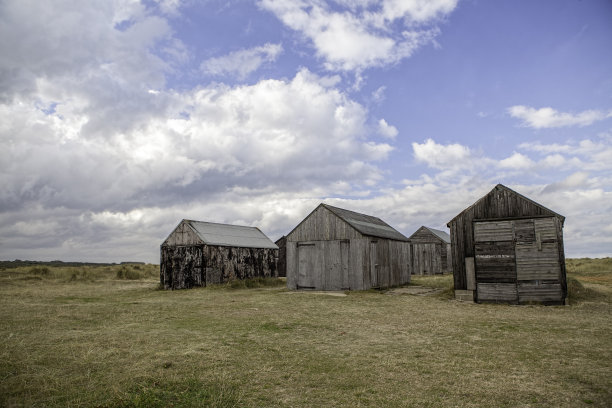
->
[0,260,610,407]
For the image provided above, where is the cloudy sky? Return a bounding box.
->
[1,0,611,263]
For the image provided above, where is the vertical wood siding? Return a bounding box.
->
[285,206,411,290]
[163,221,202,246]
[161,244,278,289]
[160,245,203,289]
[409,227,450,274]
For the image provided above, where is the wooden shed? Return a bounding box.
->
[447,184,566,304]
[408,226,451,275]
[275,235,287,278]
[285,204,411,291]
[160,219,278,290]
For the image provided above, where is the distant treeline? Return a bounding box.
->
[0,260,146,269]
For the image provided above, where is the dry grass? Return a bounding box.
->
[0,261,610,407]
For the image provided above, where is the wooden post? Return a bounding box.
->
[465,257,476,291]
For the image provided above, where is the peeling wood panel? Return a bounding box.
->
[477,283,518,303]
[514,219,535,242]
[160,245,204,289]
[161,244,278,290]
[474,221,513,242]
[516,242,561,280]
[534,218,557,241]
[518,282,562,303]
[203,245,278,285]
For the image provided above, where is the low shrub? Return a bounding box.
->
[28,266,51,276]
[116,266,142,280]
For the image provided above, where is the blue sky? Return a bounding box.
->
[1,0,611,263]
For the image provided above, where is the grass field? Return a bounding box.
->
[1,260,611,407]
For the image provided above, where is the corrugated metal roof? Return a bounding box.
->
[323,204,409,241]
[424,227,451,243]
[186,220,278,249]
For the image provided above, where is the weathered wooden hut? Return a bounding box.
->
[408,226,451,275]
[275,235,287,278]
[447,184,566,304]
[285,204,411,290]
[160,220,278,290]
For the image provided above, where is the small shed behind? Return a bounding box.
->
[161,220,278,289]
[408,226,451,275]
[448,184,566,304]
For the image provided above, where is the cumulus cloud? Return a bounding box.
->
[200,43,283,80]
[412,138,475,170]
[498,152,534,169]
[542,172,590,193]
[0,0,401,263]
[258,0,457,72]
[508,105,612,128]
[377,118,398,139]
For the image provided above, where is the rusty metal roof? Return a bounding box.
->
[186,220,278,249]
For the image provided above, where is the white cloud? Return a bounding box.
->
[412,138,475,170]
[498,152,534,169]
[377,118,398,139]
[200,43,283,80]
[508,105,612,129]
[542,172,590,193]
[258,0,457,72]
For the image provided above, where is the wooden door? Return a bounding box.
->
[297,243,316,289]
[473,220,518,303]
[369,241,379,288]
[340,240,350,290]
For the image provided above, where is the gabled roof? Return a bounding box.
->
[322,204,409,241]
[185,220,278,249]
[447,184,565,226]
[410,226,451,243]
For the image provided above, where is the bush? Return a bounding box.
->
[29,266,51,276]
[116,266,142,280]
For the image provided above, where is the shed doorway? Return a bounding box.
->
[297,242,316,289]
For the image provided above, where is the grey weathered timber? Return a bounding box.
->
[275,236,287,277]
[160,220,278,290]
[447,184,567,304]
[285,204,411,291]
[408,226,451,275]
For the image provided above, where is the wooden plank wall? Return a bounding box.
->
[203,245,278,285]
[286,205,361,242]
[471,216,565,303]
[412,243,440,275]
[449,186,563,290]
[285,237,410,290]
[160,245,203,289]
[276,236,286,277]
[161,244,278,289]
[409,227,450,274]
[163,221,202,246]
